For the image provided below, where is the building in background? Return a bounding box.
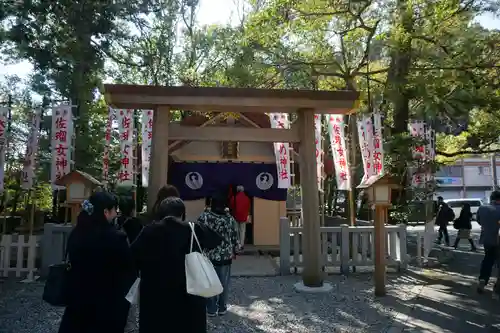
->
[435,156,499,200]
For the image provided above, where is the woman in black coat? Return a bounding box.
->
[131,196,222,333]
[453,203,477,251]
[58,192,136,333]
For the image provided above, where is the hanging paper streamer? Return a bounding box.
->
[314,114,323,187]
[141,110,153,187]
[372,113,384,176]
[103,107,114,185]
[409,120,426,187]
[327,115,351,190]
[0,107,8,193]
[269,113,291,188]
[117,109,135,186]
[357,115,375,182]
[21,110,41,190]
[51,104,74,188]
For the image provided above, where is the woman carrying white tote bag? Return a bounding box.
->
[185,222,223,298]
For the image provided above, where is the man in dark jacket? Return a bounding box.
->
[435,196,454,246]
[477,191,500,293]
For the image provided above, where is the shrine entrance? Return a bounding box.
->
[104,84,359,288]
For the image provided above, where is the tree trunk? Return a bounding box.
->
[386,0,413,135]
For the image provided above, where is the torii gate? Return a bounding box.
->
[104,84,359,288]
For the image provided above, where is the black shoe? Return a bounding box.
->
[477,280,486,294]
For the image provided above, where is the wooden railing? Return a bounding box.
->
[0,234,40,280]
[279,217,408,275]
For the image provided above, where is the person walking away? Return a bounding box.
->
[476,190,500,293]
[117,197,144,244]
[117,197,144,332]
[131,196,222,333]
[452,203,477,251]
[435,196,455,246]
[200,193,240,317]
[58,192,136,333]
[229,185,251,249]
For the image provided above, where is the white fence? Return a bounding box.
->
[0,234,40,280]
[279,217,408,275]
[415,221,436,265]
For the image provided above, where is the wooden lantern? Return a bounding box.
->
[356,173,402,297]
[357,174,402,206]
[55,170,103,224]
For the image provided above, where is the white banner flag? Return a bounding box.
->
[0,107,8,193]
[103,107,114,184]
[51,104,73,188]
[372,113,384,176]
[269,113,291,188]
[409,120,426,187]
[314,114,323,187]
[425,124,435,183]
[327,114,351,190]
[21,110,41,190]
[141,110,153,187]
[357,115,375,182]
[117,109,135,186]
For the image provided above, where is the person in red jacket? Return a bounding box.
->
[230,185,251,249]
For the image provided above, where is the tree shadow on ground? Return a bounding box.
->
[209,274,427,333]
[394,266,500,332]
[2,269,499,333]
[211,268,500,333]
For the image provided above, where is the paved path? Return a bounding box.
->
[387,236,500,333]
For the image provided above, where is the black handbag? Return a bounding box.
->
[42,249,71,307]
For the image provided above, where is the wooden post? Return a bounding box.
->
[374,204,387,296]
[28,190,35,235]
[148,106,170,211]
[297,109,323,287]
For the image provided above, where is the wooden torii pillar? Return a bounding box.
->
[297,109,323,287]
[148,106,170,210]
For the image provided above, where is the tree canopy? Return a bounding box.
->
[0,0,499,215]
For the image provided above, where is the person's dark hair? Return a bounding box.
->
[78,191,118,225]
[118,197,135,217]
[152,185,180,218]
[156,197,186,221]
[437,196,444,202]
[459,202,471,218]
[491,190,500,203]
[210,192,227,214]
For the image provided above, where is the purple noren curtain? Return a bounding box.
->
[167,162,288,201]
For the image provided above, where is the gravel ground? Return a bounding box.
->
[0,274,422,333]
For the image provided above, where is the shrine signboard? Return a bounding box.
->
[221,141,239,160]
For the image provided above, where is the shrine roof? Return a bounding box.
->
[55,170,102,187]
[103,84,359,114]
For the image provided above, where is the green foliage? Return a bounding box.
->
[1,0,500,211]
